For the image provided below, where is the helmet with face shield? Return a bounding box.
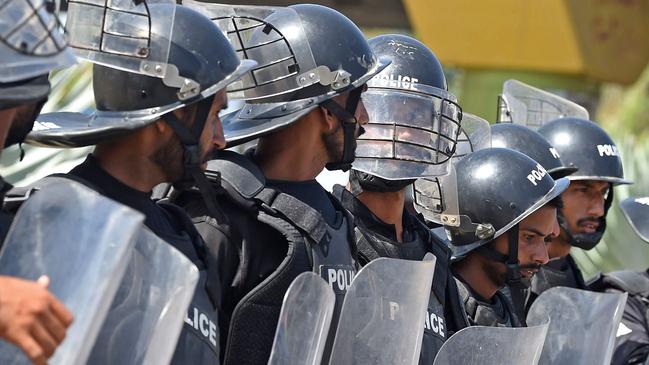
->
[0,0,77,84]
[184,1,390,171]
[1,0,77,134]
[26,0,255,220]
[348,34,463,194]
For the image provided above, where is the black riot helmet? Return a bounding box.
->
[449,148,568,256]
[185,1,390,171]
[26,0,254,222]
[1,0,76,148]
[538,117,632,250]
[28,2,253,147]
[491,123,577,179]
[349,34,462,194]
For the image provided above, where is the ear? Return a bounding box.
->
[154,119,168,134]
[319,105,337,133]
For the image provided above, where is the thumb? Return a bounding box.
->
[36,275,50,288]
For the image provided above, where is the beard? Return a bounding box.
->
[4,100,45,148]
[323,120,364,163]
[150,136,185,183]
[482,259,507,289]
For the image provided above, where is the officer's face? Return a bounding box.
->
[323,86,370,162]
[154,90,228,181]
[2,100,45,148]
[516,206,555,276]
[490,206,555,283]
[560,180,609,235]
[197,90,228,169]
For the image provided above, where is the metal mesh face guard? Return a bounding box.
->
[497,79,589,130]
[0,0,76,82]
[353,86,462,180]
[184,1,355,103]
[412,113,491,226]
[64,0,203,99]
[413,164,461,227]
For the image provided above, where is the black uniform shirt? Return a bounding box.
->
[69,155,183,237]
[69,154,219,363]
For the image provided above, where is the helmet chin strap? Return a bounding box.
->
[557,184,613,251]
[476,226,528,325]
[162,95,227,226]
[322,87,364,172]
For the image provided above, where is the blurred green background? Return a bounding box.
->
[1,0,648,278]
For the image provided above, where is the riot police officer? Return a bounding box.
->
[0,1,75,362]
[443,148,568,326]
[24,1,254,363]
[170,3,388,363]
[529,118,632,307]
[332,34,467,362]
[589,196,649,365]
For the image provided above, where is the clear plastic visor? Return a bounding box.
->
[65,0,175,80]
[353,88,462,180]
[0,0,76,82]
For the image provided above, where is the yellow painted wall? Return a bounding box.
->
[403,0,649,84]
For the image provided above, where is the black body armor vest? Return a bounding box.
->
[455,278,522,328]
[176,151,357,364]
[333,185,469,362]
[526,254,587,313]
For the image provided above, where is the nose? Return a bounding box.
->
[355,98,369,125]
[212,115,226,150]
[587,194,606,218]
[531,241,550,265]
[551,219,561,238]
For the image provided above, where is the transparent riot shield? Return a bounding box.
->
[86,228,199,365]
[0,179,143,365]
[452,113,492,160]
[268,272,335,365]
[527,286,628,365]
[620,196,649,243]
[328,256,436,365]
[432,322,549,365]
[497,79,589,129]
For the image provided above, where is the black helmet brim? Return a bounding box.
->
[548,166,579,179]
[222,56,391,147]
[26,60,256,147]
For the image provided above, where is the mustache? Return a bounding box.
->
[577,217,600,225]
[519,263,542,271]
[356,125,365,138]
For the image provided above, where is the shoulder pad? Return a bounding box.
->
[3,175,73,213]
[207,150,265,199]
[601,270,649,297]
